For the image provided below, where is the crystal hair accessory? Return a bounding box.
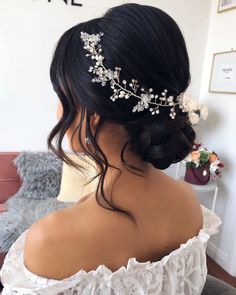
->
[85,137,91,144]
[80,31,208,125]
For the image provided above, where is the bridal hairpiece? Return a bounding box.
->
[80,31,208,125]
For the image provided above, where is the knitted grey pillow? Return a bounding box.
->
[0,151,72,252]
[14,151,62,178]
[12,151,63,200]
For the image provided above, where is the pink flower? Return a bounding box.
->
[191,151,200,160]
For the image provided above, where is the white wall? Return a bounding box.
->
[195,0,236,276]
[0,0,211,152]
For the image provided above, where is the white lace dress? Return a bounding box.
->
[0,205,222,295]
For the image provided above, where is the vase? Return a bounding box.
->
[184,163,210,185]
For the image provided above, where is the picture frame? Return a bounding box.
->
[209,50,236,94]
[218,0,236,13]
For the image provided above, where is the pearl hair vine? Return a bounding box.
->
[80,31,208,125]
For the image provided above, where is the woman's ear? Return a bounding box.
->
[90,112,101,132]
[57,100,63,121]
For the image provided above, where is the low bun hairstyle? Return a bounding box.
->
[47,3,196,224]
[128,112,195,170]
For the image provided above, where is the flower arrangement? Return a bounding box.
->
[182,143,224,180]
[180,93,209,125]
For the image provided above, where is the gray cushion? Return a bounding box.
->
[202,275,236,295]
[0,152,72,252]
[12,151,63,200]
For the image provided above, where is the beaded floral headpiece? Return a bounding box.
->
[80,31,208,125]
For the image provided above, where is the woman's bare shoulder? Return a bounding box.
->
[171,178,203,235]
[175,178,202,209]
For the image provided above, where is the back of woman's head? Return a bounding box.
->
[48,3,196,221]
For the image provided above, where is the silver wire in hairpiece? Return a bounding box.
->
[80,31,207,124]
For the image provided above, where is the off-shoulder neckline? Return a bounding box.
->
[13,205,222,282]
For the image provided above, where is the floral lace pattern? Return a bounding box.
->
[0,205,222,295]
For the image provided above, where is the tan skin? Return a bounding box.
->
[23,100,203,280]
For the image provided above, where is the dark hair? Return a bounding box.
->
[47,3,196,225]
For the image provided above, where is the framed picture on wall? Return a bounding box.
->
[218,0,236,13]
[209,50,236,94]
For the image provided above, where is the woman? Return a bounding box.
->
[0,3,221,294]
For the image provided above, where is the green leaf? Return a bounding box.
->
[186,162,197,168]
[199,151,209,164]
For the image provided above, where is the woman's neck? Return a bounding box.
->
[94,148,155,209]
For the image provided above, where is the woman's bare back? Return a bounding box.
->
[48,171,203,275]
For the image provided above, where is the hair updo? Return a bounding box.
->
[47,3,196,223]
